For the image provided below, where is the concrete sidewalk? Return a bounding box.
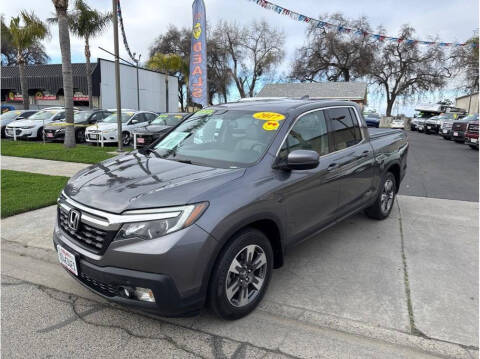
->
[1,156,90,177]
[2,195,478,358]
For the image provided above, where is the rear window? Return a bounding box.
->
[326,108,362,151]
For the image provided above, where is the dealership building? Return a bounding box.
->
[1,58,178,112]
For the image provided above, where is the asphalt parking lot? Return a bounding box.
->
[400,130,479,202]
[1,130,478,358]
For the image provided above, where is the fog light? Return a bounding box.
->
[134,287,155,302]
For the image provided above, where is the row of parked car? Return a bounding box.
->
[410,112,479,149]
[0,107,191,147]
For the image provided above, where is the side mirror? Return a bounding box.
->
[276,150,319,171]
[131,119,138,124]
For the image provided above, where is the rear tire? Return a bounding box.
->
[122,132,131,146]
[208,228,273,320]
[76,129,85,143]
[365,172,397,220]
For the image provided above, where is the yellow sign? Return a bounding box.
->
[175,115,183,118]
[263,120,280,131]
[193,23,202,40]
[253,112,285,121]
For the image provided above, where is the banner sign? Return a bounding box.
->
[188,0,208,107]
[247,0,475,48]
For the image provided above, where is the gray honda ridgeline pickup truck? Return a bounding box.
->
[54,99,408,320]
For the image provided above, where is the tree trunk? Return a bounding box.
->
[18,55,29,110]
[343,69,350,82]
[85,37,93,109]
[56,5,75,148]
[386,98,395,117]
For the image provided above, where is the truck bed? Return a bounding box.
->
[367,127,402,140]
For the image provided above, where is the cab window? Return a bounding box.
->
[279,110,329,159]
[326,107,362,151]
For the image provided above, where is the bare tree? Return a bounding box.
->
[290,14,376,82]
[369,26,449,116]
[217,20,285,98]
[450,36,479,94]
[207,31,232,104]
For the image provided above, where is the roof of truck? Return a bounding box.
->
[211,98,358,113]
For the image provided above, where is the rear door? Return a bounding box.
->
[325,107,375,217]
[275,109,340,244]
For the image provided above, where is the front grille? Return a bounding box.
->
[468,124,479,134]
[80,272,118,297]
[58,208,117,254]
[6,128,21,135]
[452,123,466,131]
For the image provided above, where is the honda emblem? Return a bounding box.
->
[68,209,81,231]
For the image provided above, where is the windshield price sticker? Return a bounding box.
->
[158,132,190,150]
[253,112,285,121]
[263,121,280,131]
[159,114,168,117]
[197,109,214,116]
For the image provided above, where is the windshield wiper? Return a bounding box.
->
[170,158,192,164]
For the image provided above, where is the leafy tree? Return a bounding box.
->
[2,12,49,109]
[369,26,449,116]
[49,0,112,108]
[149,26,191,111]
[52,0,75,147]
[290,14,376,82]
[451,36,479,94]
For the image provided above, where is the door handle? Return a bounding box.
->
[360,150,371,158]
[327,163,339,171]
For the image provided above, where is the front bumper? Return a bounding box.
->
[134,133,158,147]
[5,127,35,138]
[465,136,479,148]
[424,124,439,133]
[451,130,466,141]
[53,212,217,316]
[85,131,118,143]
[44,129,65,141]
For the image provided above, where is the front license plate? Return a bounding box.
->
[57,244,78,276]
[137,137,144,144]
[443,129,448,134]
[90,134,98,140]
[419,126,423,130]
[427,126,431,129]
[47,133,54,138]
[453,131,459,136]
[472,138,478,143]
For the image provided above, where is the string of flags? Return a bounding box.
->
[247,0,477,48]
[116,0,138,63]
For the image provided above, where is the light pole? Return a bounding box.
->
[135,53,141,111]
[112,0,123,152]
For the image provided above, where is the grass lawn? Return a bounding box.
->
[1,140,122,164]
[1,170,69,218]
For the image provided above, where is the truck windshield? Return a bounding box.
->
[152,109,285,168]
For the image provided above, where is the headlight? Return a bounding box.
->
[114,202,208,241]
[56,128,65,133]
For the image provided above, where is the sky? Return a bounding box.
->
[1,0,478,114]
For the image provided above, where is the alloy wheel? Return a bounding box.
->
[225,244,268,307]
[122,133,130,146]
[381,178,395,213]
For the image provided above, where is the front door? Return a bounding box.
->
[274,109,340,245]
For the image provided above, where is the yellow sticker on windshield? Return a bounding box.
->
[263,120,279,131]
[174,115,183,118]
[197,109,214,115]
[253,112,285,121]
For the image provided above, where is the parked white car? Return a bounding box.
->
[391,118,405,129]
[5,107,67,139]
[85,110,157,145]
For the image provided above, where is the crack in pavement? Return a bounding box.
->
[2,275,300,359]
[396,201,479,354]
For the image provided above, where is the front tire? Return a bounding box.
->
[76,129,85,143]
[365,172,397,220]
[208,228,273,320]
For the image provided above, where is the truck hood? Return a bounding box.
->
[87,122,118,132]
[64,152,245,213]
[139,124,170,134]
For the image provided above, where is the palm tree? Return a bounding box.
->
[50,0,111,109]
[2,12,49,110]
[147,53,188,111]
[52,0,75,148]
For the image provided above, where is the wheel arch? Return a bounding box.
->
[385,162,401,192]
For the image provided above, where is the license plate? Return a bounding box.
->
[419,126,423,130]
[443,129,448,134]
[90,134,98,140]
[57,244,78,276]
[427,126,431,129]
[453,132,459,136]
[137,137,144,144]
[472,138,478,143]
[47,133,54,138]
